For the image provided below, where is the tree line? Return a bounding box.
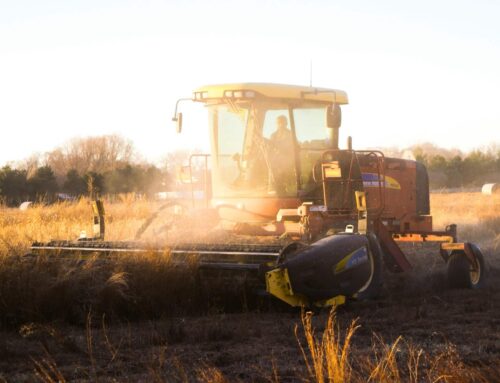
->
[411,143,500,189]
[1,135,498,206]
[0,135,172,206]
[0,164,170,206]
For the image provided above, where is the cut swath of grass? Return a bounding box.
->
[17,308,500,382]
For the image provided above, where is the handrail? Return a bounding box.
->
[316,149,387,217]
[355,150,386,217]
[188,154,211,208]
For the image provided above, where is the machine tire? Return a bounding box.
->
[353,233,384,300]
[447,246,486,289]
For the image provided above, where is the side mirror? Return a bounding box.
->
[172,97,191,134]
[327,104,341,129]
[173,112,183,134]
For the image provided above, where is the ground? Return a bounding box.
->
[0,193,499,382]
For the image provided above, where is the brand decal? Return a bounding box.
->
[335,246,369,274]
[362,173,401,190]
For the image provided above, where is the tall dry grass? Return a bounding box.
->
[296,310,499,383]
[296,310,358,382]
[0,197,262,326]
[430,192,500,250]
[0,192,496,256]
[0,192,497,327]
[0,196,153,257]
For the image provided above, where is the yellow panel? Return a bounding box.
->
[194,83,349,104]
[354,191,367,212]
[314,295,346,308]
[394,234,454,243]
[323,164,342,178]
[266,268,309,307]
[441,243,465,250]
[91,200,105,216]
[266,268,346,308]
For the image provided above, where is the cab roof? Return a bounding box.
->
[193,83,348,104]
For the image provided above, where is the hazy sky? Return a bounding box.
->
[1,0,499,166]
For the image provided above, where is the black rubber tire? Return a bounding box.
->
[353,233,384,300]
[447,245,486,289]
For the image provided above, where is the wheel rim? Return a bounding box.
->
[470,261,481,285]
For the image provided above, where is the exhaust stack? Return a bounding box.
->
[327,104,342,149]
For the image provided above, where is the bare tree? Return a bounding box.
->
[16,153,42,178]
[45,134,134,178]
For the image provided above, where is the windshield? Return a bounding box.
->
[208,101,331,199]
[293,107,331,200]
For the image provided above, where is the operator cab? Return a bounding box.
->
[179,83,350,222]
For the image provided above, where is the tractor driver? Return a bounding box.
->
[268,115,295,194]
[270,115,293,150]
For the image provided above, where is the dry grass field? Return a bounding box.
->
[0,192,499,382]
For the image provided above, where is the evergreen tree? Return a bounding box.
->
[0,166,29,205]
[63,169,87,196]
[28,166,58,201]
